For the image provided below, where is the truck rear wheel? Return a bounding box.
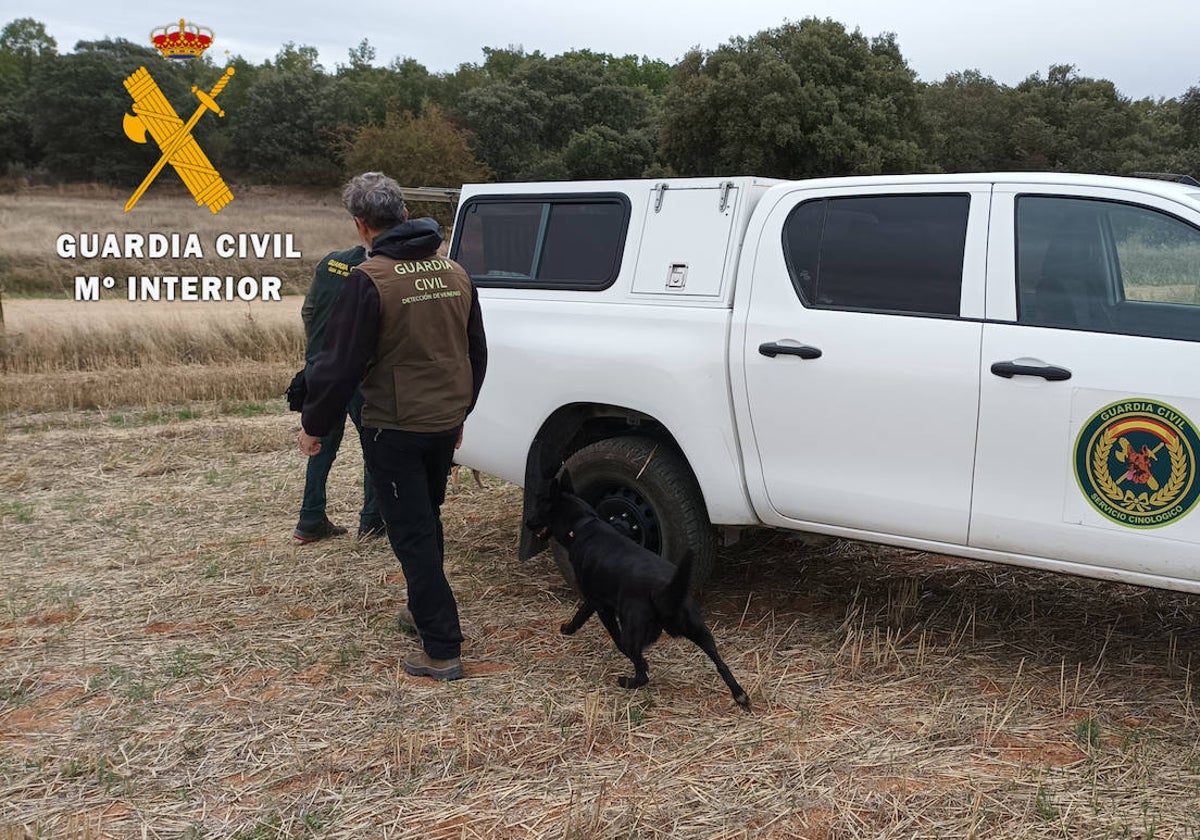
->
[551,436,715,594]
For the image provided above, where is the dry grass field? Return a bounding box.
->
[0,188,353,298]
[3,406,1200,839]
[0,186,339,411]
[3,190,1200,838]
[1,297,304,413]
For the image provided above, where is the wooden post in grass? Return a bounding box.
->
[0,283,6,369]
[399,186,460,257]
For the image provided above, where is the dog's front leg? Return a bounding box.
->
[594,608,647,690]
[616,647,650,691]
[560,602,595,635]
[617,657,650,690]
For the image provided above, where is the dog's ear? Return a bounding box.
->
[558,468,575,496]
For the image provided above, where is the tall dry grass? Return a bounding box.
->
[0,188,356,297]
[2,362,296,413]
[1,298,304,413]
[0,184,343,413]
[3,299,303,373]
[0,189,457,413]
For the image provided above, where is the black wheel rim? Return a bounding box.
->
[591,484,662,554]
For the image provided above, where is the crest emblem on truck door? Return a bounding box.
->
[1074,399,1199,528]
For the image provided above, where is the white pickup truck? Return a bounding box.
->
[448,173,1200,594]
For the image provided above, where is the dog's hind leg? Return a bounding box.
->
[683,621,751,710]
[560,602,596,636]
[615,617,653,690]
[595,608,623,649]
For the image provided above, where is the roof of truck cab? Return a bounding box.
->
[459,172,1199,201]
[458,176,781,195]
[765,173,1200,208]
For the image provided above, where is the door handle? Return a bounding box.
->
[759,342,822,359]
[990,361,1072,381]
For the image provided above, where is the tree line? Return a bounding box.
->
[3,15,1199,193]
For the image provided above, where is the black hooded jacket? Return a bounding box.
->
[301,218,487,437]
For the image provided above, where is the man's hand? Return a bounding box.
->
[298,430,322,457]
[456,427,464,449]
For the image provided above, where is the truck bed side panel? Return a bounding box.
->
[457,297,759,524]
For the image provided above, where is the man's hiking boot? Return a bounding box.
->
[293,516,347,543]
[402,650,463,681]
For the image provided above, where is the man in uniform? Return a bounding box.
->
[293,244,385,542]
[298,172,487,681]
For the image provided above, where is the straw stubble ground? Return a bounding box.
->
[2,407,1200,839]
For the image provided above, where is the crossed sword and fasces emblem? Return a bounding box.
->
[122,66,235,213]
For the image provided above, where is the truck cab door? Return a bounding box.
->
[737,182,991,543]
[971,184,1200,581]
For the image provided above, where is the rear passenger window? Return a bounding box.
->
[782,194,970,316]
[452,195,629,290]
[1016,196,1200,341]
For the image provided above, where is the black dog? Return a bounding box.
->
[526,470,751,710]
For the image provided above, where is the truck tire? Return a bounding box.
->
[551,436,716,594]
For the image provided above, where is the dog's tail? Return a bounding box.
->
[653,549,693,619]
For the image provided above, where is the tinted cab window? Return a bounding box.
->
[1016,196,1200,342]
[453,196,629,290]
[783,194,970,316]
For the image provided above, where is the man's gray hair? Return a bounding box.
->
[342,172,407,231]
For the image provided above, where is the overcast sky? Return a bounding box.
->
[6,0,1197,101]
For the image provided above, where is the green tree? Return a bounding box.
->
[1120,96,1192,176]
[0,17,58,174]
[1124,91,1200,178]
[270,41,322,73]
[321,44,429,133]
[342,105,489,185]
[922,70,1018,171]
[459,82,552,179]
[560,125,655,179]
[459,50,660,179]
[478,45,542,81]
[0,17,56,82]
[346,38,375,71]
[1007,64,1140,172]
[325,66,392,130]
[1178,85,1200,147]
[341,105,490,223]
[427,47,543,113]
[387,57,435,114]
[29,38,196,185]
[193,54,259,175]
[660,18,927,178]
[568,50,672,95]
[229,44,337,184]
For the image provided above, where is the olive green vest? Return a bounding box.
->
[357,255,475,433]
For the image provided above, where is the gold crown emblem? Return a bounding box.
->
[150,18,214,61]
